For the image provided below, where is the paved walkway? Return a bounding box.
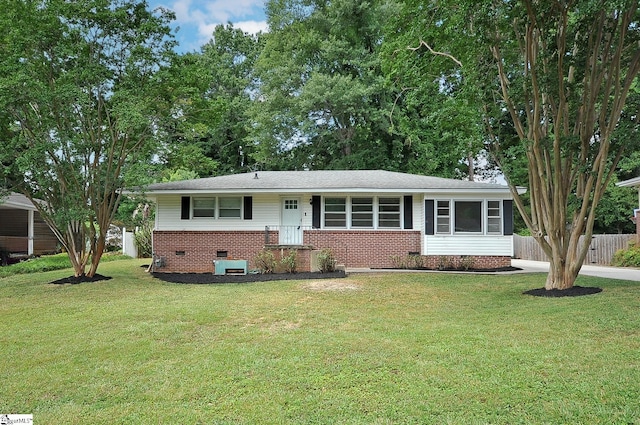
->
[511,259,640,282]
[348,260,640,282]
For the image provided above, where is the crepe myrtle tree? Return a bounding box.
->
[486,1,640,290]
[0,0,175,277]
[386,0,639,290]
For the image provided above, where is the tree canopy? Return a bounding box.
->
[385,0,640,289]
[0,0,175,277]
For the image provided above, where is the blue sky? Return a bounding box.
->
[148,0,268,52]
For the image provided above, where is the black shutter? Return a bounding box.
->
[425,199,434,235]
[244,196,253,220]
[312,196,321,228]
[181,196,190,220]
[503,200,514,235]
[403,195,413,229]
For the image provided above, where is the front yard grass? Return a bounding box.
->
[1,258,639,424]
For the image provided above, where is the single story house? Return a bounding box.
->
[140,170,524,273]
[0,192,58,258]
[616,176,640,242]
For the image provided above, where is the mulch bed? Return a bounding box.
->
[50,274,113,285]
[152,270,347,284]
[523,286,603,297]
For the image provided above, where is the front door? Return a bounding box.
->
[280,198,302,245]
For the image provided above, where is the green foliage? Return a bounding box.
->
[0,253,130,278]
[280,249,298,273]
[254,249,277,274]
[0,0,175,277]
[317,248,337,273]
[253,0,424,172]
[157,24,262,176]
[133,224,153,259]
[612,244,640,268]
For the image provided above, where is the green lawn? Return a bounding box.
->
[1,258,639,424]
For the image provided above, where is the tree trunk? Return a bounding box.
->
[545,255,580,290]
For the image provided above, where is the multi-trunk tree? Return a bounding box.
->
[388,0,640,289]
[0,0,175,277]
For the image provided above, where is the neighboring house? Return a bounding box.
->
[0,193,58,258]
[616,176,640,242]
[140,170,524,273]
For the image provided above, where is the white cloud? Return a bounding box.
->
[235,20,269,34]
[155,0,267,50]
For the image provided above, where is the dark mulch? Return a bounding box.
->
[50,274,113,285]
[152,270,347,284]
[523,285,603,297]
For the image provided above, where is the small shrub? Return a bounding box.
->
[390,255,406,269]
[133,223,152,258]
[254,249,276,274]
[408,254,424,269]
[317,248,337,273]
[436,255,454,271]
[612,245,640,267]
[280,250,298,273]
[459,255,475,271]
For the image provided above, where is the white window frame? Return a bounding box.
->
[191,196,242,219]
[192,197,216,218]
[378,197,402,229]
[486,200,502,234]
[324,197,347,228]
[436,200,451,234]
[454,200,483,234]
[433,199,504,236]
[351,197,374,228]
[321,196,404,230]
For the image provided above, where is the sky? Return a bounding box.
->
[148,0,268,52]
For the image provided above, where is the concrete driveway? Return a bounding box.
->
[511,259,640,282]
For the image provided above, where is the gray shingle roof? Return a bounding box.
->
[138,170,511,194]
[0,192,38,210]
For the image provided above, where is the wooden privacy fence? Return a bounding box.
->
[513,234,636,265]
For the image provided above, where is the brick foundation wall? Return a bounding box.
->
[153,230,511,273]
[153,231,267,273]
[304,230,422,269]
[420,255,511,270]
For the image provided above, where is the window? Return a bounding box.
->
[487,200,502,234]
[351,197,373,227]
[284,199,298,210]
[324,197,346,227]
[455,201,482,233]
[219,197,242,218]
[378,197,401,228]
[193,197,215,218]
[436,200,451,234]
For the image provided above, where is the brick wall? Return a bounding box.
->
[304,230,422,268]
[153,230,511,273]
[420,255,511,270]
[153,231,266,273]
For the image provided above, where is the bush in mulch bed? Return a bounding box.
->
[152,270,347,284]
[50,274,113,285]
[523,286,602,297]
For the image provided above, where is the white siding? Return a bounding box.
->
[155,194,289,231]
[424,235,513,256]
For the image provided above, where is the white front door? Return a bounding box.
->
[280,198,302,245]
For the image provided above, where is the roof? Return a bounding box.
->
[616,176,640,188]
[138,170,514,195]
[0,192,38,210]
